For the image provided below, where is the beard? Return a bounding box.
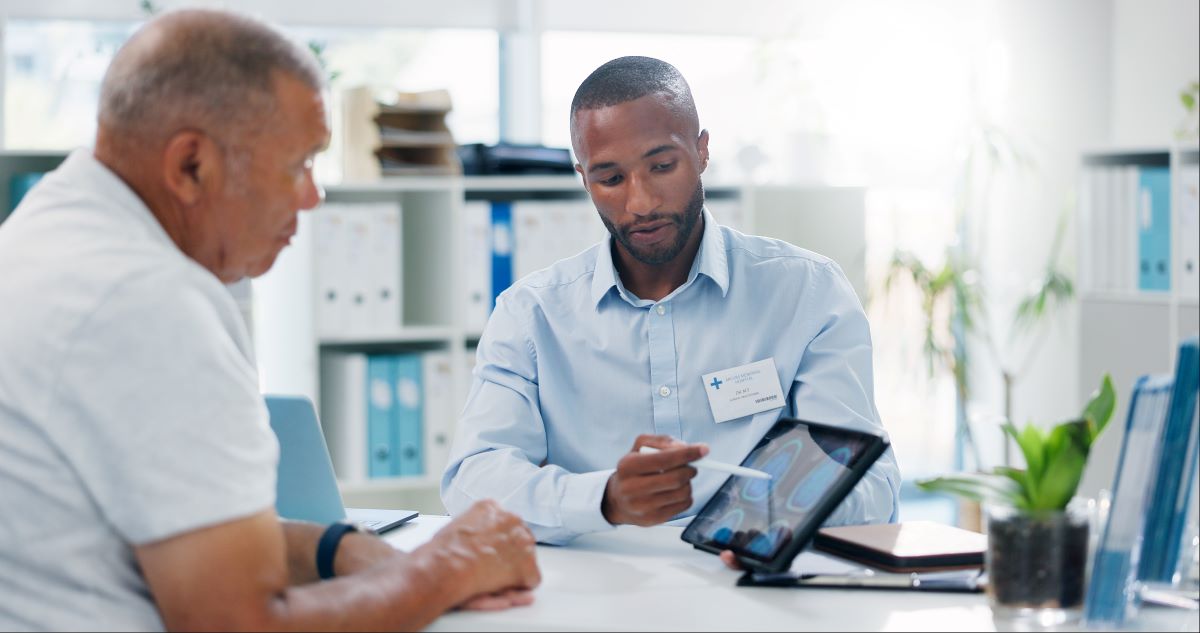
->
[601,180,705,266]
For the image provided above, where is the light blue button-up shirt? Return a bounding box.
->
[442,208,901,545]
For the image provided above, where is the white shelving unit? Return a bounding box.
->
[1074,144,1200,501]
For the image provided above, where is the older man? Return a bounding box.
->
[0,10,538,631]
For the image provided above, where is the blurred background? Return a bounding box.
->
[1,0,1196,520]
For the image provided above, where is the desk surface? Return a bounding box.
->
[385,516,1197,632]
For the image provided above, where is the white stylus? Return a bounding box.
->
[638,446,772,480]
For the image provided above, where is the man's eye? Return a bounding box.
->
[599,175,623,186]
[652,162,675,172]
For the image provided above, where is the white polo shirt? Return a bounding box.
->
[0,150,278,631]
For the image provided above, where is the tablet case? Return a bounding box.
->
[813,521,986,572]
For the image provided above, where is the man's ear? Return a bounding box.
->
[575,163,590,194]
[696,129,710,174]
[161,130,221,206]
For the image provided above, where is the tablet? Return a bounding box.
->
[680,417,889,573]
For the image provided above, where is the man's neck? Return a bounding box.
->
[613,215,705,302]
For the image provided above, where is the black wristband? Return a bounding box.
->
[316,522,358,580]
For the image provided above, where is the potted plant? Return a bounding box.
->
[917,373,1116,623]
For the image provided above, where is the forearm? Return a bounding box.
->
[265,542,476,632]
[280,521,401,586]
[444,451,614,544]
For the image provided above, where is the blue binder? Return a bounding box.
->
[490,201,514,309]
[393,354,425,477]
[1136,167,1171,291]
[366,354,396,478]
[1138,336,1200,583]
[1083,374,1173,627]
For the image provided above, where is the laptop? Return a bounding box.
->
[265,395,418,534]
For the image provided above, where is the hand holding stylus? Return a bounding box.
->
[601,435,707,527]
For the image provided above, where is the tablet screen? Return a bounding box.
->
[681,418,887,570]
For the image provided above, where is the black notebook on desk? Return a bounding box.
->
[812,521,986,572]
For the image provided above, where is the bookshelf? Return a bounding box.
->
[1075,144,1200,502]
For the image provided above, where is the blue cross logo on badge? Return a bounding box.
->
[710,377,723,390]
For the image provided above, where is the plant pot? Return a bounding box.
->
[985,503,1090,625]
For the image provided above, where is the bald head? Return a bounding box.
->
[98,9,323,149]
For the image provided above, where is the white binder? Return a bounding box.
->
[314,207,348,336]
[367,202,403,333]
[462,201,492,335]
[319,352,368,483]
[421,351,455,480]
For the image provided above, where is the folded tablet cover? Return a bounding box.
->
[813,521,986,572]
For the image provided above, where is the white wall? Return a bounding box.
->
[966,0,1112,465]
[1111,0,1200,145]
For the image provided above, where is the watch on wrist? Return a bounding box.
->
[316,522,359,580]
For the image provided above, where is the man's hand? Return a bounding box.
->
[416,499,541,607]
[602,434,708,527]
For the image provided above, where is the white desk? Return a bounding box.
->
[385,517,1197,632]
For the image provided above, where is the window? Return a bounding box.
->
[3,20,498,164]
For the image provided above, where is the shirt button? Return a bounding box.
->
[659,386,671,397]
[656,304,666,315]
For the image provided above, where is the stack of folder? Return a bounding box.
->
[342,86,460,181]
[313,202,403,338]
[320,350,458,482]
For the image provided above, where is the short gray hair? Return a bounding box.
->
[98,9,324,145]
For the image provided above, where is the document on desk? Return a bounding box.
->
[736,551,985,593]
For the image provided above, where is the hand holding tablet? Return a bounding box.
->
[681,418,889,574]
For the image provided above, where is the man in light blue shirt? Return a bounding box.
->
[442,56,900,545]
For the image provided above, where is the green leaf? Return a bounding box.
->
[916,472,1025,508]
[1033,441,1087,510]
[1183,92,1197,111]
[995,466,1037,509]
[1003,422,1045,484]
[1081,373,1116,443]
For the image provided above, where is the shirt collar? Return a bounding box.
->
[590,206,729,308]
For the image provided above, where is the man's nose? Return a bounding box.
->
[624,173,661,217]
[299,177,323,211]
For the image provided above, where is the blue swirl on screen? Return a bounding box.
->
[709,508,745,545]
[741,438,803,502]
[786,446,852,512]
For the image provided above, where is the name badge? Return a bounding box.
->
[701,358,786,424]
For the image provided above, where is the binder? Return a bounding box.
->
[1179,166,1200,298]
[489,201,514,309]
[319,352,368,483]
[463,200,493,335]
[314,207,348,336]
[1137,166,1171,291]
[421,351,454,479]
[342,210,375,335]
[366,203,403,333]
[1121,166,1140,292]
[367,354,397,478]
[1084,374,1174,627]
[393,354,424,477]
[1138,337,1200,583]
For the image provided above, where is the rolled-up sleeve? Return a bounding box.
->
[790,261,902,525]
[441,292,616,545]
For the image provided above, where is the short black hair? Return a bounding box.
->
[569,56,698,130]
